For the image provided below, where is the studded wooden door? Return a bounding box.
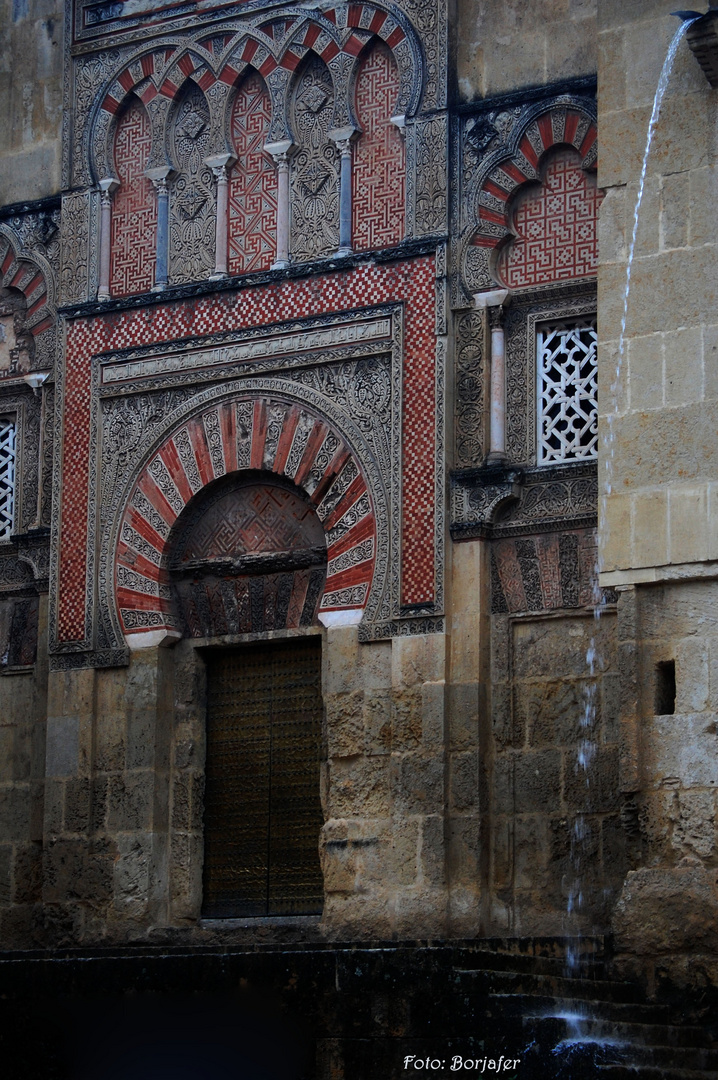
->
[202,638,324,918]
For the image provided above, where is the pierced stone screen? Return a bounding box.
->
[0,417,16,540]
[537,321,597,465]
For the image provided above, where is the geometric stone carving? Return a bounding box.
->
[496,150,602,289]
[290,55,340,262]
[111,96,156,296]
[228,71,276,275]
[169,82,216,284]
[0,416,16,540]
[537,321,598,464]
[353,43,405,252]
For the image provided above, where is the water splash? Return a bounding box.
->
[564,16,697,979]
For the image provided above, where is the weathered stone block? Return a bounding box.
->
[391,755,444,816]
[45,716,79,778]
[446,683,479,751]
[107,771,154,833]
[363,691,392,754]
[420,815,446,886]
[63,776,91,835]
[643,713,718,789]
[13,842,42,904]
[326,691,364,758]
[329,756,390,819]
[390,688,422,752]
[0,784,31,842]
[564,745,620,813]
[449,751,478,812]
[513,750,562,814]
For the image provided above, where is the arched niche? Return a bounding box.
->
[228,68,276,275]
[168,472,328,638]
[493,146,602,289]
[111,94,156,296]
[352,38,405,252]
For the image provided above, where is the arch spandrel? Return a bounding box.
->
[114,397,378,648]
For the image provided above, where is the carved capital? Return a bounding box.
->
[264,139,294,167]
[98,176,119,205]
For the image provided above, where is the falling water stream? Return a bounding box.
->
[546,14,699,1068]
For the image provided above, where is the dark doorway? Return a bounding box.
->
[202,637,324,918]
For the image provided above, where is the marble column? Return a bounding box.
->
[330,127,357,257]
[265,140,293,269]
[206,153,236,279]
[147,166,173,291]
[474,288,510,463]
[97,177,119,301]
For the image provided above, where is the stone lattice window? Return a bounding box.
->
[0,416,17,540]
[537,321,597,464]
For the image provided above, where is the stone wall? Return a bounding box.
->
[598,1,718,583]
[0,0,63,206]
[0,597,47,946]
[455,0,597,102]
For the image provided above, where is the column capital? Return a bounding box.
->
[264,139,294,165]
[146,166,174,194]
[329,126,358,155]
[205,153,236,182]
[98,176,119,200]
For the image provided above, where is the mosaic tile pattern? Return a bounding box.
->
[496,150,602,288]
[228,70,276,275]
[110,97,156,296]
[353,42,405,252]
[58,256,437,641]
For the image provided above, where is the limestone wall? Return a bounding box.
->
[598,2,718,584]
[0,0,63,206]
[456,0,597,102]
[0,597,47,946]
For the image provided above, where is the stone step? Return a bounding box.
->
[523,1013,715,1051]
[490,992,673,1025]
[455,967,645,1004]
[596,1066,715,1080]
[451,949,608,980]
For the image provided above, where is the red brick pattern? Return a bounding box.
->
[58,257,436,640]
[110,97,156,296]
[0,235,51,337]
[496,150,602,288]
[228,71,276,275]
[353,42,405,252]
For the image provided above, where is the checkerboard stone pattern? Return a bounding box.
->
[57,256,437,643]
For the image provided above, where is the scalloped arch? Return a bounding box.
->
[471,102,598,253]
[0,224,55,338]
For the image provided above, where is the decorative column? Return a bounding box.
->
[147,166,173,291]
[474,289,510,463]
[330,126,357,257]
[97,177,119,301]
[265,140,293,269]
[206,153,236,279]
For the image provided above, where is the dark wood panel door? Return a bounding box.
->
[202,638,324,918]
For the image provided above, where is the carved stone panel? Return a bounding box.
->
[169,83,216,285]
[290,56,339,262]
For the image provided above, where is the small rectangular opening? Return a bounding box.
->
[655,660,676,716]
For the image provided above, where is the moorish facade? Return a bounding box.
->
[1,0,718,1073]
